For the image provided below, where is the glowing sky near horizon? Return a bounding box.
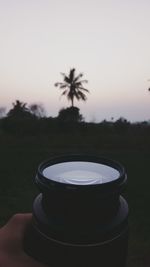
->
[0,0,150,122]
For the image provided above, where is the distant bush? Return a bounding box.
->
[114,117,130,134]
[58,107,83,123]
[7,100,33,119]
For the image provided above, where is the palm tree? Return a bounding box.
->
[55,68,89,107]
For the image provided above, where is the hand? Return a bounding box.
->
[0,213,48,267]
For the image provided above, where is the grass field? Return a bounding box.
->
[0,130,149,267]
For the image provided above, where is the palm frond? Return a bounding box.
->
[60,72,70,83]
[79,79,88,84]
[72,91,79,100]
[61,90,68,96]
[78,91,87,101]
[55,82,61,87]
[78,86,89,92]
[74,73,83,82]
[75,81,88,87]
[64,76,70,83]
[60,84,68,89]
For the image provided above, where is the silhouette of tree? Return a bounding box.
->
[58,107,83,122]
[7,100,32,118]
[55,68,89,107]
[29,103,46,118]
[4,100,38,135]
[114,117,130,133]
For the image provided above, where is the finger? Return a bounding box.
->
[4,213,32,243]
[0,214,33,253]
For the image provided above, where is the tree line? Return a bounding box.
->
[0,99,149,136]
[0,68,150,135]
[0,68,89,121]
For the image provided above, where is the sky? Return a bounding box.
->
[0,0,150,122]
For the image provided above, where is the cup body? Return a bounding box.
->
[24,154,129,267]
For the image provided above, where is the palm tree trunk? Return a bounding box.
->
[71,97,74,107]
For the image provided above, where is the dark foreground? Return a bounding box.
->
[0,131,149,267]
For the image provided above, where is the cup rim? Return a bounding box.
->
[35,154,127,195]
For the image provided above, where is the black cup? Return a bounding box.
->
[24,154,128,267]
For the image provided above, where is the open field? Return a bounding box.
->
[0,130,150,267]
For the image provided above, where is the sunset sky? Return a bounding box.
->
[0,0,150,122]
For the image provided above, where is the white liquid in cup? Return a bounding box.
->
[43,162,120,185]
